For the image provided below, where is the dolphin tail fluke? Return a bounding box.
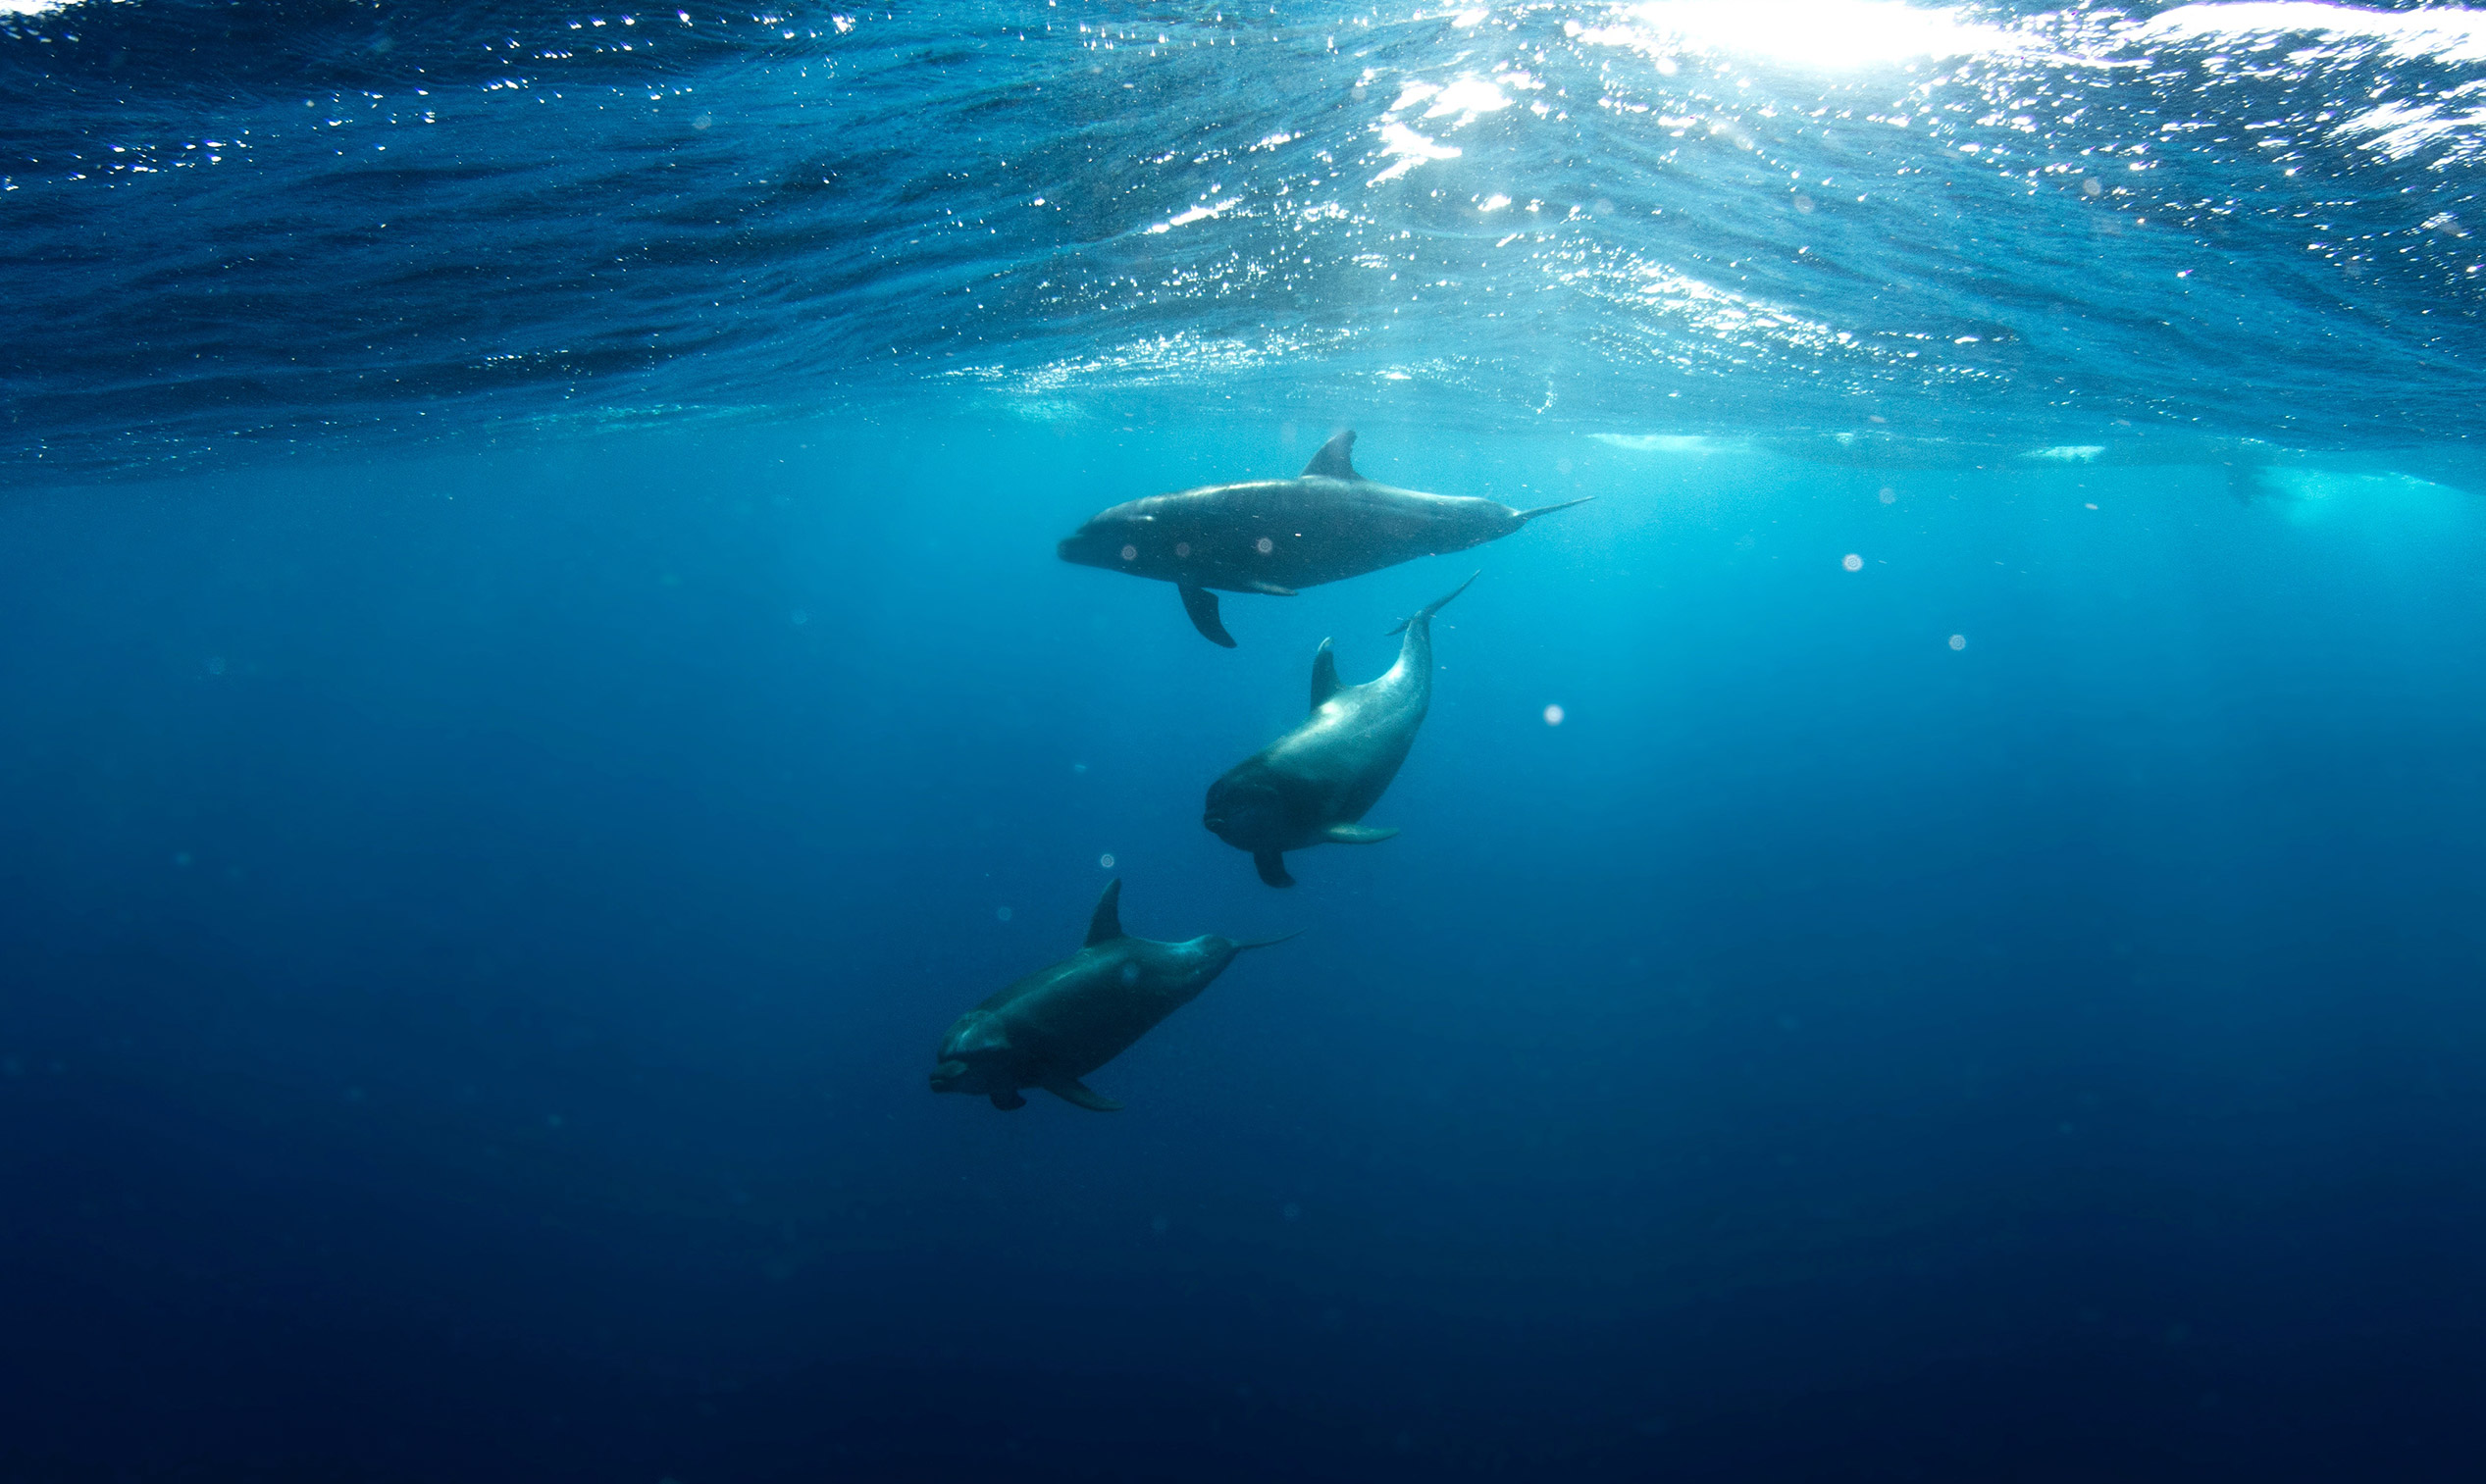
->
[1179,584,1238,647]
[1234,930,1302,952]
[1254,851,1295,888]
[1043,1076,1123,1112]
[1517,494,1595,523]
[1384,571,1479,637]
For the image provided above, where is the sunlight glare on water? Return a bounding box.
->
[1578,0,2034,73]
[0,0,2477,470]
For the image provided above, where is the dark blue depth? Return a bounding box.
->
[3,420,2483,1480]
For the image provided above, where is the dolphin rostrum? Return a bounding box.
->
[929,881,1293,1112]
[1203,574,1476,888]
[1057,430,1585,646]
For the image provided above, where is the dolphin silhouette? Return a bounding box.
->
[1203,574,1475,887]
[929,881,1293,1111]
[1058,431,1584,645]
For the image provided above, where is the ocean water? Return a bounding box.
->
[4,1,2485,1480]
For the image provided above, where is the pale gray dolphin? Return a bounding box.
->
[1058,431,1584,645]
[928,881,1292,1111]
[1202,574,1476,887]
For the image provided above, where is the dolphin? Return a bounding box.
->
[1057,430,1586,646]
[928,880,1292,1111]
[1204,574,1475,888]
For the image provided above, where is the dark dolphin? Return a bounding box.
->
[929,881,1292,1111]
[1203,574,1475,888]
[1058,430,1585,645]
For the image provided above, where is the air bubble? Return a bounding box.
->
[1543,704,1565,726]
[1948,635,1966,650]
[1099,852,1115,869]
[1841,553,1863,572]
[1120,543,1138,561]
[1256,537,1274,554]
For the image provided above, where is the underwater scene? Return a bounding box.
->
[4,0,2484,1479]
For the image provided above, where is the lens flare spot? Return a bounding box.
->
[1543,703,1566,726]
[1878,486,1896,504]
[1099,852,1115,868]
[1175,541,1190,557]
[1948,634,1967,650]
[1256,536,1274,554]
[1120,543,1138,561]
[996,905,1013,921]
[1842,552,1864,572]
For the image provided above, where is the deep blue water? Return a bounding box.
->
[6,2,2486,1481]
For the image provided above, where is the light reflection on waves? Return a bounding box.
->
[969,0,2486,434]
[0,0,2480,473]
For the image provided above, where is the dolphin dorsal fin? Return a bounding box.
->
[1301,430,1360,481]
[1309,639,1341,711]
[1085,879,1124,947]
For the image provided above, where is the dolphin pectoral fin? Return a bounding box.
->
[1235,930,1302,951]
[1322,824,1399,844]
[1517,494,1595,523]
[1301,429,1361,481]
[1308,639,1341,712]
[1043,1076,1123,1112]
[1254,851,1295,889]
[1178,584,1238,647]
[1239,580,1299,597]
[989,1090,1028,1111]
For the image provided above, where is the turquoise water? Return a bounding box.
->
[4,2,2485,1480]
